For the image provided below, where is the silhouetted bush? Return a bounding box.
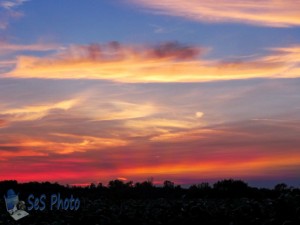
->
[213,179,250,197]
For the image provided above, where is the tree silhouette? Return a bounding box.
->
[163,180,175,189]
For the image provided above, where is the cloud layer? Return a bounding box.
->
[128,0,300,27]
[1,78,300,184]
[3,42,300,82]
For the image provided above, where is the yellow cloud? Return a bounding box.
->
[195,112,204,118]
[92,101,157,121]
[122,117,201,138]
[2,99,78,122]
[126,118,199,129]
[128,0,300,27]
[50,133,128,153]
[0,133,128,156]
[150,129,221,142]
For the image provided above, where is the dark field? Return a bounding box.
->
[0,180,299,225]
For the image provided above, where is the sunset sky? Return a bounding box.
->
[0,0,300,187]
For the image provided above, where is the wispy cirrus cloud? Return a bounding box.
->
[1,99,79,122]
[0,132,128,156]
[2,118,300,184]
[0,41,59,54]
[4,42,300,82]
[0,41,59,74]
[128,0,300,27]
[0,0,28,9]
[0,0,29,29]
[0,75,300,184]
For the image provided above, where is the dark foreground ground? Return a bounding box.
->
[0,180,299,225]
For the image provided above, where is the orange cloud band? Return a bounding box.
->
[3,42,300,83]
[128,0,300,27]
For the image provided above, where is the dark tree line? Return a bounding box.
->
[1,179,300,225]
[1,179,298,200]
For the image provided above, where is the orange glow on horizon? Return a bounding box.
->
[1,149,300,184]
